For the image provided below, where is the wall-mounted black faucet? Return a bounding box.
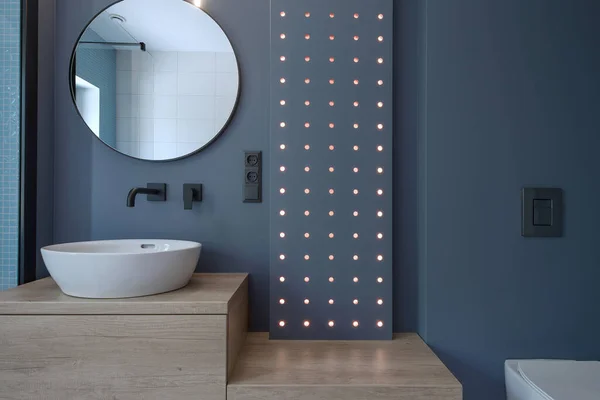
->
[183,184,203,210]
[127,183,167,207]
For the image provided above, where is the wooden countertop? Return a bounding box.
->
[229,332,461,390]
[0,273,248,315]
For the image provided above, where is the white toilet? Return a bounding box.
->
[505,359,600,400]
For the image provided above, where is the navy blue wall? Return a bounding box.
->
[76,30,117,147]
[45,0,600,399]
[422,0,600,399]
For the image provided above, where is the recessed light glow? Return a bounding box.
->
[329,167,335,173]
[353,277,359,283]
[305,144,311,150]
[377,210,384,217]
[280,11,285,17]
[279,188,286,194]
[280,144,286,150]
[329,57,335,63]
[377,189,384,196]
[280,232,286,238]
[304,210,310,216]
[329,13,335,18]
[305,56,311,62]
[353,299,359,305]
[329,189,335,195]
[377,233,384,239]
[280,276,286,282]
[377,255,384,261]
[353,101,359,107]
[354,35,359,41]
[304,320,310,327]
[329,79,335,84]
[329,145,335,151]
[279,254,286,260]
[353,57,359,63]
[378,36,384,42]
[305,34,311,40]
[329,277,335,282]
[377,321,384,328]
[304,298,310,304]
[377,124,384,130]
[328,320,335,327]
[280,34,286,40]
[378,58,384,64]
[353,255,359,261]
[304,166,310,172]
[280,100,286,106]
[353,167,359,173]
[280,299,286,304]
[377,80,384,86]
[279,166,286,172]
[280,78,286,83]
[353,189,359,195]
[305,122,311,128]
[329,255,335,260]
[329,233,334,238]
[329,35,335,41]
[305,12,310,18]
[304,188,311,194]
[280,122,286,128]
[279,320,286,327]
[353,145,359,151]
[352,321,359,328]
[329,299,335,305]
[304,255,310,260]
[377,145,384,152]
[354,13,359,18]
[377,102,384,108]
[305,100,311,106]
[377,299,384,305]
[377,167,384,174]
[304,232,310,238]
[280,210,286,216]
[329,210,335,216]
[378,14,384,20]
[354,79,359,85]
[353,211,359,217]
[304,277,310,282]
[305,78,311,84]
[280,56,286,62]
[353,123,359,129]
[377,277,383,283]
[353,233,359,239]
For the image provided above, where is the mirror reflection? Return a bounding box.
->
[71,0,240,161]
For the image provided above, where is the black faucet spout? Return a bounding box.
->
[126,184,167,207]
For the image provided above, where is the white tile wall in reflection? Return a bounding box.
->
[115,50,237,159]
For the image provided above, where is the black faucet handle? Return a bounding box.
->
[183,184,203,210]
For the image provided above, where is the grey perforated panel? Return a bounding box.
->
[270,0,393,340]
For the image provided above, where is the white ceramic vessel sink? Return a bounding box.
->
[41,240,202,299]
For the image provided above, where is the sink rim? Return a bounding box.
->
[41,239,202,256]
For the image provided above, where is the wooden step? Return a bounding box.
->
[227,333,462,400]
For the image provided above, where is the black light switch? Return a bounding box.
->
[533,199,552,226]
[522,188,563,237]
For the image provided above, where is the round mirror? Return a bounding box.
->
[71,0,240,161]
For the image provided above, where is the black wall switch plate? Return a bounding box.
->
[522,187,563,237]
[244,151,262,203]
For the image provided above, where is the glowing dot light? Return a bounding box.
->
[378,14,384,20]
[378,58,384,64]
[353,189,359,195]
[305,78,311,84]
[377,124,384,130]
[377,255,384,261]
[329,167,335,173]
[304,299,310,304]
[377,277,384,283]
[353,123,359,129]
[279,299,286,304]
[377,80,384,86]
[280,56,286,62]
[378,36,384,42]
[304,233,310,238]
[305,34,311,40]
[304,277,310,282]
[280,166,286,172]
[304,188,311,194]
[305,144,311,150]
[329,57,335,63]
[353,277,359,283]
[377,189,384,196]
[305,100,311,106]
[280,78,286,83]
[279,188,286,194]
[304,210,310,216]
[280,122,286,128]
[280,34,286,40]
[329,101,335,107]
[353,233,359,239]
[329,13,335,18]
[377,167,384,174]
[377,210,384,217]
[353,57,359,63]
[377,233,384,239]
[280,276,286,282]
[280,232,285,238]
[378,102,384,108]
[305,122,311,128]
[280,100,286,106]
[377,145,384,152]
[305,166,310,172]
[329,211,335,216]
[329,299,335,305]
[354,79,359,85]
[353,167,359,173]
[353,255,359,261]
[354,35,359,41]
[304,321,310,327]
[329,145,335,151]
[354,13,359,18]
[328,321,335,327]
[353,299,359,305]
[304,255,310,260]
[353,211,359,217]
[279,320,286,327]
[329,123,335,128]
[329,189,335,195]
[329,277,335,283]
[353,321,359,328]
[353,101,359,107]
[305,12,310,17]
[329,233,334,238]
[377,299,384,305]
[329,255,335,260]
[280,11,286,17]
[377,321,384,328]
[280,144,286,150]
[279,254,286,260]
[280,210,286,216]
[353,145,359,151]
[305,56,311,62]
[329,79,335,85]
[329,35,335,41]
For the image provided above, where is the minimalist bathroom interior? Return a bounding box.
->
[0,0,599,399]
